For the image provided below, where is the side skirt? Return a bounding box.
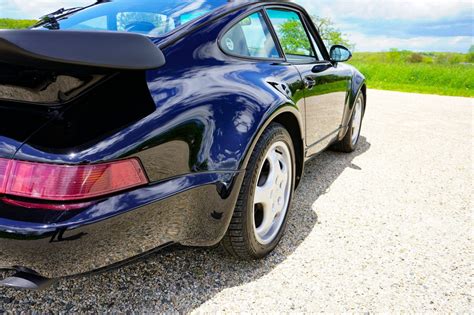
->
[305,127,343,158]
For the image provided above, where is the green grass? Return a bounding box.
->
[350,52,474,97]
[0,18,37,29]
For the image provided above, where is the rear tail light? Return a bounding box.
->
[0,158,148,201]
[0,159,10,194]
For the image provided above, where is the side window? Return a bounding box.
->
[221,12,281,59]
[266,9,316,63]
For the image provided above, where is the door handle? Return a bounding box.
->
[312,63,333,73]
[304,77,316,89]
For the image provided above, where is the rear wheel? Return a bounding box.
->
[222,123,295,259]
[332,92,365,153]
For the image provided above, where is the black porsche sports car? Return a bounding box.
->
[0,0,366,289]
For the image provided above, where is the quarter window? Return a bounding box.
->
[221,12,281,59]
[266,9,316,63]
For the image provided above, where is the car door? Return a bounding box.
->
[266,7,352,154]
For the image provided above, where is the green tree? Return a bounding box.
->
[311,16,354,50]
[278,20,313,55]
[467,46,474,63]
[408,53,423,63]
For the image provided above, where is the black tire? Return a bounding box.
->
[332,92,365,153]
[222,123,295,259]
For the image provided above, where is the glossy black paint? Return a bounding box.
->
[0,0,365,279]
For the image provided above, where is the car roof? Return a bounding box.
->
[156,0,308,47]
[221,0,308,19]
[225,0,300,9]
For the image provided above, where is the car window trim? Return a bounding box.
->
[217,8,286,62]
[264,5,334,65]
[264,6,319,65]
[298,10,331,62]
[261,9,286,61]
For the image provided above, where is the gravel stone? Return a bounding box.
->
[0,90,472,312]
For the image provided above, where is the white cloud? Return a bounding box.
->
[295,0,473,21]
[2,0,472,21]
[349,32,473,52]
[294,0,473,52]
[0,0,92,19]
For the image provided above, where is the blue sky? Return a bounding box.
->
[0,0,472,52]
[294,0,473,52]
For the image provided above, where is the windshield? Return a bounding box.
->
[38,0,228,37]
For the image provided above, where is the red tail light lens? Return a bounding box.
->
[0,158,148,201]
[0,158,10,194]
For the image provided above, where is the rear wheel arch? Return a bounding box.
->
[241,107,304,189]
[272,112,304,188]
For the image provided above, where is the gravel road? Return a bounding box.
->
[1,90,472,312]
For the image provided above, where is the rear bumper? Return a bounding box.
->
[0,171,243,279]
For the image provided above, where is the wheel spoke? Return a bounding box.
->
[268,150,280,174]
[254,184,272,207]
[256,206,275,237]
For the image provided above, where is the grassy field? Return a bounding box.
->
[0,18,37,29]
[350,51,474,97]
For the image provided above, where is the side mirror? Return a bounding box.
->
[330,45,352,63]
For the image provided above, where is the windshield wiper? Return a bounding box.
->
[34,7,83,30]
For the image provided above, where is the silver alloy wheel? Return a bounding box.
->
[253,141,292,245]
[351,95,363,146]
